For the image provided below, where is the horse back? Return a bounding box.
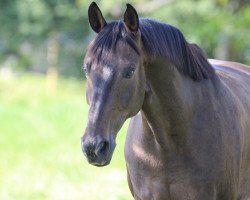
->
[210,59,250,199]
[210,59,250,106]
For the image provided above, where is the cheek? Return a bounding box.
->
[86,89,92,106]
[120,80,140,108]
[86,82,93,105]
[121,88,133,108]
[86,90,91,105]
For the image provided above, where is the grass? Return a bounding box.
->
[0,73,132,200]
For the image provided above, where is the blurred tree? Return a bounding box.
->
[0,0,90,76]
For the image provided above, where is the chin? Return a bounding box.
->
[90,159,111,167]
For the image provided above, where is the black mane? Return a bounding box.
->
[90,18,215,81]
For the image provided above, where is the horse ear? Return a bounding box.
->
[88,2,107,33]
[124,4,139,34]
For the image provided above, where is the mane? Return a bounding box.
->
[90,18,215,81]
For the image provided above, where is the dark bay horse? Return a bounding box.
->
[81,2,250,199]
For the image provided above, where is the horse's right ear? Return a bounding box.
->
[88,2,107,33]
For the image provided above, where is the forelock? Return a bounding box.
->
[89,20,140,63]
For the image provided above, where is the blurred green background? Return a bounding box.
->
[0,0,249,199]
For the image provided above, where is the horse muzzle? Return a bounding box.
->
[81,136,115,167]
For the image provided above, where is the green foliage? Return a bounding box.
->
[0,74,132,200]
[0,0,90,77]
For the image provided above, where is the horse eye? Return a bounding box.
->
[123,68,135,79]
[83,63,89,74]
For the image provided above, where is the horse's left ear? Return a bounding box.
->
[124,4,139,34]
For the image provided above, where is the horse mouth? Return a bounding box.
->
[90,160,111,167]
[82,144,114,167]
[87,156,111,167]
[82,135,117,167]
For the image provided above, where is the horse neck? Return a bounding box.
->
[141,59,195,148]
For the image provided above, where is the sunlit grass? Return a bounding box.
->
[0,74,132,200]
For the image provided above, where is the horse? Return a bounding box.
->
[81,2,250,199]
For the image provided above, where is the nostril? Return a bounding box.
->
[96,141,109,156]
[83,143,96,157]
